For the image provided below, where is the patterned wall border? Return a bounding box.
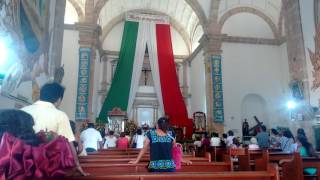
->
[211,55,224,122]
[75,47,91,120]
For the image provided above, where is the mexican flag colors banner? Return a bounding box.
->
[99,14,193,136]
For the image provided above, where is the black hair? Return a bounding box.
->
[261,125,267,132]
[227,130,234,136]
[40,82,65,104]
[195,136,201,141]
[109,131,114,136]
[297,134,314,157]
[222,133,228,138]
[232,137,240,147]
[87,123,94,128]
[69,120,76,134]
[211,132,219,137]
[271,128,278,136]
[137,128,142,135]
[120,132,125,137]
[283,129,295,140]
[0,109,40,146]
[157,117,170,133]
[297,128,306,137]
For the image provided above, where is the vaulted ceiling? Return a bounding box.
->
[65,0,283,52]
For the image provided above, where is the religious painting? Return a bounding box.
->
[193,111,206,131]
[0,0,55,102]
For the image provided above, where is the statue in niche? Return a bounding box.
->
[0,0,53,100]
[193,112,206,131]
[308,25,320,90]
[242,119,250,137]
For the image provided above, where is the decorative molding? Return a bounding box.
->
[64,24,77,30]
[223,36,282,45]
[186,34,286,64]
[126,13,169,24]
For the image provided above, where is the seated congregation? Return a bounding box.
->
[0,82,318,179]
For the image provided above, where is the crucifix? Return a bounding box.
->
[141,67,151,85]
[248,116,263,135]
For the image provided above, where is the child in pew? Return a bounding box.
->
[104,130,117,148]
[129,117,192,172]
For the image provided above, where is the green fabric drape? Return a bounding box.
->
[98,21,139,123]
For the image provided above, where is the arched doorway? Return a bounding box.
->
[241,94,269,129]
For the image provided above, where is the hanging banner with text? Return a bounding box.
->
[211,55,224,122]
[75,47,91,121]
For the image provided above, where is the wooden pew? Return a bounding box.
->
[281,152,320,180]
[80,162,232,174]
[68,164,279,180]
[79,157,210,164]
[302,157,320,180]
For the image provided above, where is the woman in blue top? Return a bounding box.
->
[129,117,191,172]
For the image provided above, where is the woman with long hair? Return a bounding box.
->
[296,134,318,175]
[0,109,40,146]
[129,117,191,172]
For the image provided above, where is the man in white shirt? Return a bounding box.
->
[80,123,103,152]
[210,132,221,147]
[22,82,87,176]
[226,130,235,147]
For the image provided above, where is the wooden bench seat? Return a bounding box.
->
[81,162,232,174]
[281,153,320,180]
[80,157,209,164]
[68,170,278,180]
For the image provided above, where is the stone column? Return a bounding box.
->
[75,22,99,121]
[199,34,226,134]
[182,61,189,99]
[283,0,311,119]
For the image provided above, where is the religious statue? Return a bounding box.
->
[193,112,206,131]
[242,119,249,137]
[308,25,320,90]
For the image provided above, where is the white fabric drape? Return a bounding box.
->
[126,21,148,115]
[146,22,164,116]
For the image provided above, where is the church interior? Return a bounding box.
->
[0,0,320,179]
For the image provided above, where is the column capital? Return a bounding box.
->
[199,33,227,56]
[75,22,101,47]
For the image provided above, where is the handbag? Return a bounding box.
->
[168,134,183,169]
[172,143,183,169]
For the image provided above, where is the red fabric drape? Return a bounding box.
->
[0,133,75,180]
[156,24,193,138]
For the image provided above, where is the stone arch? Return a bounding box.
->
[184,0,207,32]
[100,10,192,54]
[94,0,110,21]
[241,94,269,128]
[219,7,280,39]
[67,0,84,21]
